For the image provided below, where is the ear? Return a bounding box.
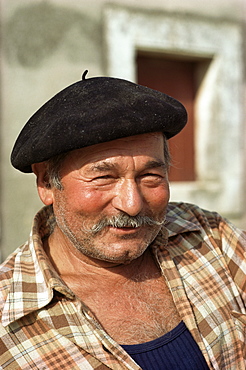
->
[32,163,54,205]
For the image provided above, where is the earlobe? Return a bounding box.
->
[32,163,54,205]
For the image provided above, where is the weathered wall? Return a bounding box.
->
[0,0,245,260]
[0,0,104,260]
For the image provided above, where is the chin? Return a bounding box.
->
[93,244,148,265]
[74,234,153,265]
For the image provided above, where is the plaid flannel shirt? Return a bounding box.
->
[0,202,245,369]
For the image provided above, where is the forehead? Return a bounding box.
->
[63,132,165,170]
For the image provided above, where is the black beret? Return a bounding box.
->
[11,73,187,173]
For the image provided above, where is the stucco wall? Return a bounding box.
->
[0,0,245,260]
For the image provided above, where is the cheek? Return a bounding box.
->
[62,186,112,214]
[143,184,170,211]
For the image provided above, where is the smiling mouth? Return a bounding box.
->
[110,224,140,228]
[117,226,139,230]
[108,225,141,233]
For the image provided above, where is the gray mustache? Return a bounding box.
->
[86,214,165,234]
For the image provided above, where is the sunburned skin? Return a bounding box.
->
[34,132,181,344]
[34,132,170,268]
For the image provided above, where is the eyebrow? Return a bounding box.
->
[144,160,167,170]
[90,162,115,172]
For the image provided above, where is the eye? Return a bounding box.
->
[142,172,162,178]
[95,175,112,179]
[140,172,165,186]
[93,174,116,184]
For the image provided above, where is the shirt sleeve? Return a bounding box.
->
[210,212,246,304]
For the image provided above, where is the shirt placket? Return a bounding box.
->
[54,297,143,370]
[153,245,213,370]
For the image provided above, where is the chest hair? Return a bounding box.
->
[73,272,181,344]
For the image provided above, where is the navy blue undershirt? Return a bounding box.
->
[121,321,209,370]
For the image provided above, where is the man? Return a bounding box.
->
[0,72,245,369]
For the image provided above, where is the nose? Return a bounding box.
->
[112,179,143,216]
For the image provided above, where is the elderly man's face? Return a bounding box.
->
[46,132,170,264]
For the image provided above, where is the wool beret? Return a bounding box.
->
[11,72,187,173]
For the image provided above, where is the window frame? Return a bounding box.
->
[103,5,244,220]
